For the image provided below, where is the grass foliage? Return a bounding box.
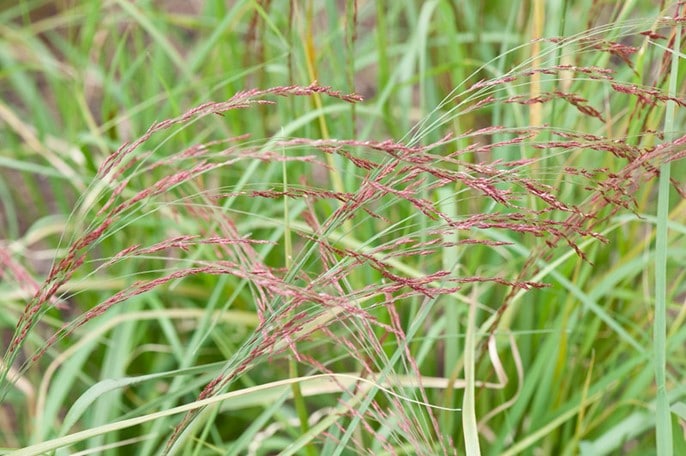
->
[1,0,686,454]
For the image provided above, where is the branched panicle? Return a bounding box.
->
[2,84,365,391]
[4,14,685,450]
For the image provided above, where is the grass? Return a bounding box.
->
[1,0,685,454]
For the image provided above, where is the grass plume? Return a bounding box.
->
[1,1,685,454]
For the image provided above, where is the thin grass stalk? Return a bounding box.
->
[332,293,441,455]
[462,288,480,455]
[564,351,595,456]
[529,0,545,131]
[375,0,392,134]
[345,0,357,138]
[282,146,316,456]
[438,186,461,442]
[300,1,347,201]
[653,12,680,456]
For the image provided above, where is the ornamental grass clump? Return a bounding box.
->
[1,2,685,455]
